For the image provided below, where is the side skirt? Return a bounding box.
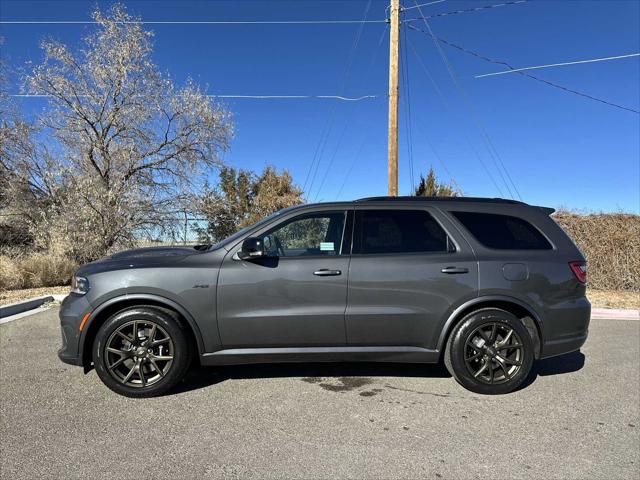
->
[200,346,439,366]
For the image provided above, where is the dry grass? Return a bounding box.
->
[0,285,69,306]
[587,289,640,310]
[553,211,640,292]
[0,254,77,291]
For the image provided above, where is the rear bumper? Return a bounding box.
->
[540,296,590,359]
[57,293,91,367]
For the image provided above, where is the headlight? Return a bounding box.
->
[70,276,90,295]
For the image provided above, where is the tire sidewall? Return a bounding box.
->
[93,307,190,397]
[447,308,534,395]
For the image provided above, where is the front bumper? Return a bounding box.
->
[539,296,591,359]
[57,293,91,367]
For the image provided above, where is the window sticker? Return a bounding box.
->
[320,242,335,251]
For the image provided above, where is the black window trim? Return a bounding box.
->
[449,210,556,252]
[246,209,351,260]
[350,207,458,257]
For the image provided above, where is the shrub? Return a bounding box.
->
[0,253,77,291]
[18,254,77,289]
[553,211,640,292]
[0,255,22,290]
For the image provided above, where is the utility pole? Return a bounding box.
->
[387,0,400,196]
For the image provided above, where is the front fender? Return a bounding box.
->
[78,293,206,366]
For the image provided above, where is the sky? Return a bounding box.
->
[1,0,639,212]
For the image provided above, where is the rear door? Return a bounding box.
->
[345,206,478,349]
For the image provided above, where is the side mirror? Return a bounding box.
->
[238,237,265,260]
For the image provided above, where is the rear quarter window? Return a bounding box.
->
[452,211,553,250]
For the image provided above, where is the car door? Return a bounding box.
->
[217,209,352,348]
[345,206,478,349]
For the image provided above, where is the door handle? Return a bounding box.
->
[441,266,469,274]
[313,269,342,276]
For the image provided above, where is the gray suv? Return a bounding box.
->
[58,197,590,397]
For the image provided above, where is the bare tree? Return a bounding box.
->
[5,4,233,261]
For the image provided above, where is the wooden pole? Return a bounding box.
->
[387,0,400,196]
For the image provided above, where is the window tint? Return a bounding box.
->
[353,210,449,254]
[261,212,346,257]
[452,211,552,250]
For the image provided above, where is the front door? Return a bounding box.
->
[217,210,351,348]
[346,207,478,349]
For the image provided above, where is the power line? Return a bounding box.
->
[407,25,640,114]
[0,19,388,25]
[11,93,382,101]
[406,34,504,196]
[401,0,448,12]
[303,0,374,200]
[333,23,389,201]
[411,0,522,200]
[405,0,528,21]
[400,24,416,193]
[476,53,640,78]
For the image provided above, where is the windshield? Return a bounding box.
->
[208,207,296,251]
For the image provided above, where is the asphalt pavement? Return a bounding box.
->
[0,308,638,479]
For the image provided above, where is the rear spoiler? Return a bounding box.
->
[537,206,556,215]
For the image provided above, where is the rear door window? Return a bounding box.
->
[452,211,552,250]
[353,209,450,254]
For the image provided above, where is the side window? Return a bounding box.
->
[452,211,552,250]
[261,211,346,257]
[352,209,450,255]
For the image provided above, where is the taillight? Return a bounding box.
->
[569,261,587,284]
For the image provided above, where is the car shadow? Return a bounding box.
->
[171,350,585,396]
[518,350,586,391]
[171,362,451,395]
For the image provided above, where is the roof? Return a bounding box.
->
[354,196,528,205]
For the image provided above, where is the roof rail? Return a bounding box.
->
[355,196,528,205]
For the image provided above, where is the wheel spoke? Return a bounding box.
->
[489,323,497,342]
[122,364,136,384]
[148,324,157,343]
[501,357,522,366]
[138,362,147,386]
[500,329,513,345]
[108,356,127,370]
[148,358,164,377]
[479,328,491,343]
[116,331,133,343]
[497,343,522,351]
[132,321,138,341]
[151,355,173,361]
[465,351,483,362]
[499,361,511,380]
[106,347,129,356]
[151,337,170,347]
[474,360,489,378]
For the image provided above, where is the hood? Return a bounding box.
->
[76,245,207,276]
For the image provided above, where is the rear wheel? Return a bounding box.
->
[93,307,192,397]
[444,308,534,395]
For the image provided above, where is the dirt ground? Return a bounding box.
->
[0,285,69,305]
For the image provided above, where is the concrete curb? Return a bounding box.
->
[0,296,55,319]
[591,308,639,320]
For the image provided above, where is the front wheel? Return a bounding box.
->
[93,307,192,398]
[444,308,534,395]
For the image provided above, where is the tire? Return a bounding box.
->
[444,308,534,395]
[93,306,192,398]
